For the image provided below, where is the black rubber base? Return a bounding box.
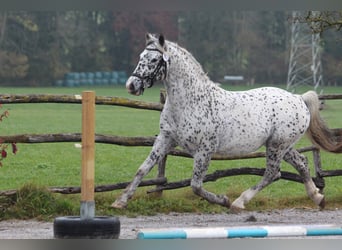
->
[53,216,120,239]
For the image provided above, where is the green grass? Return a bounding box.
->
[0,84,342,220]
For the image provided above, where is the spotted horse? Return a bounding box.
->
[112,33,342,212]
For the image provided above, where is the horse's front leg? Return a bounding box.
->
[191,153,230,208]
[111,134,174,209]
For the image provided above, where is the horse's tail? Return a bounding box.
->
[302,90,342,153]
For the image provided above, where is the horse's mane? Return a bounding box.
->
[166,40,211,83]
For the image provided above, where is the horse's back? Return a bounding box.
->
[214,86,310,154]
[230,87,310,133]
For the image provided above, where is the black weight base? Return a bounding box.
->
[53,216,120,239]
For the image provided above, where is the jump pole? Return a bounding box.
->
[53,91,120,239]
[137,224,342,239]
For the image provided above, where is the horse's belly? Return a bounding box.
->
[216,128,269,156]
[217,139,265,156]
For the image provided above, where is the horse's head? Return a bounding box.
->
[126,33,170,96]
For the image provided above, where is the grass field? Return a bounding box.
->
[0,84,342,219]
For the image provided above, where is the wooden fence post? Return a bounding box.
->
[80,91,95,219]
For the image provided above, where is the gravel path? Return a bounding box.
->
[0,208,341,239]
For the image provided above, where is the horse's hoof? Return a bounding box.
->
[111,200,127,209]
[230,205,244,214]
[319,197,325,210]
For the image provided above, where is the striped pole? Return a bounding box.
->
[137,225,342,239]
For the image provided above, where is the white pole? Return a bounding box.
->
[137,224,342,239]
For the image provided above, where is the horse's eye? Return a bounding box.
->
[151,58,158,63]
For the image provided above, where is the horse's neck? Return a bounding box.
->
[164,43,214,106]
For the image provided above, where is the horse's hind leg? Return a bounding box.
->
[111,134,174,209]
[191,153,230,208]
[283,148,325,209]
[230,145,283,213]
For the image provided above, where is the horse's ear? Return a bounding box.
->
[145,33,153,44]
[158,34,165,47]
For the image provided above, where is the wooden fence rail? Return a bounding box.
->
[0,92,341,196]
[0,93,163,111]
[0,133,320,161]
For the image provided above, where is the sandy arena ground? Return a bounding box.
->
[0,208,342,239]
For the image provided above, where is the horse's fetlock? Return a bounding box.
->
[231,198,245,211]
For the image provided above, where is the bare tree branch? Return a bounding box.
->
[297,11,342,33]
[289,11,342,34]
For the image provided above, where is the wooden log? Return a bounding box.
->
[96,96,163,111]
[1,165,342,196]
[0,93,341,108]
[0,177,167,196]
[147,168,304,193]
[0,94,163,111]
[50,177,167,194]
[0,133,82,143]
[0,133,319,161]
[93,177,167,193]
[320,169,342,177]
[0,189,16,196]
[0,94,83,104]
[319,94,342,100]
[94,134,156,146]
[0,133,156,146]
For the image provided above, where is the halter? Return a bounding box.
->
[132,46,169,94]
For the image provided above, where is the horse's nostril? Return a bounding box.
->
[127,83,135,92]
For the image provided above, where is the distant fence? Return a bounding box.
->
[0,92,341,196]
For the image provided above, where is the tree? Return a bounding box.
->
[252,11,288,83]
[58,11,116,73]
[179,11,289,84]
[299,11,342,85]
[0,11,340,86]
[0,11,120,85]
[179,11,246,81]
[0,12,32,85]
[304,11,342,33]
[112,11,179,73]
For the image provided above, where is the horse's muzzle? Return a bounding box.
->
[126,76,144,96]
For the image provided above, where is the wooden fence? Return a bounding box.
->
[0,92,341,196]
